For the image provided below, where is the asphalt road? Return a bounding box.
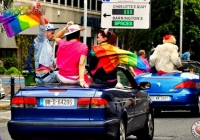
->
[0,110,200,140]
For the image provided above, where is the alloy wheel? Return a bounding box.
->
[120,119,126,140]
[148,113,154,137]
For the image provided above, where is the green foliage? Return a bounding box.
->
[116,0,200,61]
[5,67,21,75]
[15,35,36,71]
[117,70,128,85]
[0,0,13,9]
[0,66,7,74]
[0,35,36,72]
[0,0,14,33]
[1,57,18,70]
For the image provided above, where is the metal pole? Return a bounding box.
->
[180,0,183,56]
[10,77,15,100]
[83,0,87,45]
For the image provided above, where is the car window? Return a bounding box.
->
[117,70,130,88]
[182,62,200,75]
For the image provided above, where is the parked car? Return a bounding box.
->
[135,60,200,116]
[7,66,154,140]
[0,79,5,99]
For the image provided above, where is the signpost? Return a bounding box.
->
[101,3,150,29]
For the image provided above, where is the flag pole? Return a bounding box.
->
[84,0,87,45]
[180,0,183,56]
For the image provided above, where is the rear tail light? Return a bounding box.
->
[11,97,24,108]
[174,80,197,89]
[24,97,37,108]
[11,97,37,108]
[77,98,109,109]
[77,98,91,109]
[91,98,109,108]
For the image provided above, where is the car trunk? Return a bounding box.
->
[136,75,185,93]
[16,85,97,121]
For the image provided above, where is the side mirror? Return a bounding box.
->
[139,82,151,90]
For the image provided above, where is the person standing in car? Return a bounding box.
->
[34,5,59,83]
[89,29,118,87]
[54,23,89,88]
[181,49,192,61]
[149,34,183,74]
[130,50,150,76]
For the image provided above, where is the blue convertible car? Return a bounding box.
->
[7,66,154,140]
[135,60,200,116]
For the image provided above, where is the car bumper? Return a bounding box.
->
[149,92,199,110]
[152,102,199,109]
[8,119,120,140]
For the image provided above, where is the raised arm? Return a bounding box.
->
[54,21,74,43]
[34,5,46,43]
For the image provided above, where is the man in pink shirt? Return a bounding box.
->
[132,50,150,76]
[54,23,89,88]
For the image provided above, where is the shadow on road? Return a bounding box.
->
[154,110,199,118]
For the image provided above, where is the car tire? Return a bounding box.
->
[136,111,154,140]
[116,119,126,140]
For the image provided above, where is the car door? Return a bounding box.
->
[115,67,147,132]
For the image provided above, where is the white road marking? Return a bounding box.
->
[0,116,10,119]
[0,111,10,115]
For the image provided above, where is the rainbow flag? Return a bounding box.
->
[0,6,48,37]
[91,43,150,73]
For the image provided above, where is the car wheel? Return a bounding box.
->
[116,119,126,140]
[136,111,154,140]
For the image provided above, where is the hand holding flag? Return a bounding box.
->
[0,2,48,37]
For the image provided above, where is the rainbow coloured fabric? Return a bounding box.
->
[91,43,150,73]
[0,6,48,37]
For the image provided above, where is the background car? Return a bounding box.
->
[7,66,154,140]
[135,60,200,116]
[0,78,5,99]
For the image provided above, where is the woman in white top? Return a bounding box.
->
[149,34,183,73]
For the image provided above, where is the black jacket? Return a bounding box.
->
[88,56,117,82]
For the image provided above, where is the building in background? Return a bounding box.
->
[0,0,102,58]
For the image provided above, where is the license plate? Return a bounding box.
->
[43,98,74,106]
[150,96,171,101]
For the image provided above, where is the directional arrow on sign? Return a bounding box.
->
[103,13,111,18]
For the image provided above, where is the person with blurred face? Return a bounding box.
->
[181,49,192,61]
[54,23,89,88]
[130,50,150,76]
[89,29,118,87]
[149,34,183,74]
[33,5,59,83]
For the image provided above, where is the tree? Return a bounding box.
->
[116,0,200,61]
[0,0,13,32]
[15,35,36,71]
[0,0,13,10]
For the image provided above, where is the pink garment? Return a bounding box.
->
[134,57,150,75]
[56,40,88,78]
[36,65,53,71]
